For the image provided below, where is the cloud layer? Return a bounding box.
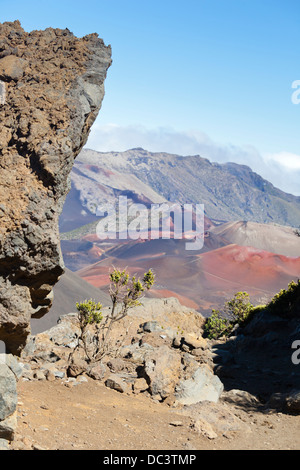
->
[86,123,300,196]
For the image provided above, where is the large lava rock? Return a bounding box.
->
[0,21,112,354]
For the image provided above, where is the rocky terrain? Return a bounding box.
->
[0,21,111,354]
[0,20,112,450]
[0,293,299,450]
[0,19,299,454]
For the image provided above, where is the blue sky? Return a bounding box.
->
[1,0,300,194]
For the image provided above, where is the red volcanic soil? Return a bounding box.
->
[197,244,300,293]
[76,239,300,314]
[77,261,146,289]
[87,245,105,259]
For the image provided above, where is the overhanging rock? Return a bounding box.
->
[0,20,112,354]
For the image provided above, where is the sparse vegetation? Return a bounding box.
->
[74,299,103,362]
[225,291,253,324]
[266,279,300,318]
[204,292,255,339]
[70,268,155,365]
[204,280,300,339]
[204,310,231,339]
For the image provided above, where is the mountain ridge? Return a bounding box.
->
[64,147,300,228]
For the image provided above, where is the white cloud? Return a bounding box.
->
[264,151,300,171]
[85,123,300,196]
[86,123,211,155]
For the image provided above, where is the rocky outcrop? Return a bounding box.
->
[20,298,222,408]
[17,294,300,445]
[7,289,300,448]
[0,354,23,442]
[211,312,300,403]
[0,21,112,354]
[16,297,262,443]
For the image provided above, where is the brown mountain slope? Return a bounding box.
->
[210,220,300,257]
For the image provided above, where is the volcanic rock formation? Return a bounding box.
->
[0,21,112,354]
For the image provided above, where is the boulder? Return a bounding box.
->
[120,342,155,364]
[182,334,208,351]
[184,401,251,438]
[0,55,27,81]
[0,363,17,420]
[0,21,111,354]
[67,349,88,378]
[140,321,164,333]
[105,374,130,394]
[87,362,106,381]
[285,390,300,414]
[0,353,23,379]
[175,364,224,405]
[221,389,260,408]
[133,377,149,394]
[0,438,9,450]
[0,410,17,440]
[142,346,182,400]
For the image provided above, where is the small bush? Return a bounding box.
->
[70,268,155,365]
[225,291,253,325]
[75,300,103,362]
[204,310,230,339]
[204,292,254,339]
[266,279,300,318]
[76,300,103,327]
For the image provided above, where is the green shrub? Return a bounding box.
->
[225,291,253,325]
[74,299,103,363]
[204,292,255,339]
[204,280,300,340]
[76,299,103,327]
[204,310,230,339]
[71,268,155,364]
[266,279,300,318]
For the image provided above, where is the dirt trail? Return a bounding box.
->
[11,379,300,451]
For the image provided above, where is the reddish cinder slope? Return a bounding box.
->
[76,239,300,315]
[197,244,300,293]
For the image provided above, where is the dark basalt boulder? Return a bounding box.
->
[0,20,112,354]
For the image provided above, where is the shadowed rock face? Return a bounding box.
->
[0,20,112,354]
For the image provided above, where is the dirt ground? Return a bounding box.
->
[11,378,300,451]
